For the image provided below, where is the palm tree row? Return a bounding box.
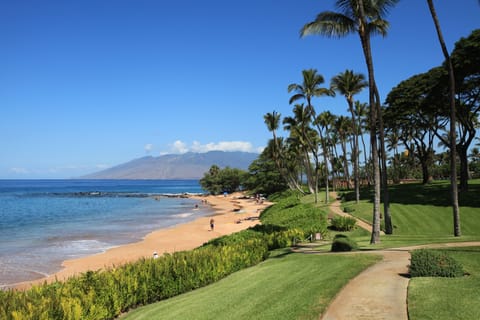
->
[264,68,371,207]
[300,0,398,242]
[265,0,468,243]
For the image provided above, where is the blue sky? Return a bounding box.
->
[1,0,479,179]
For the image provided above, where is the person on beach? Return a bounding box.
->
[210,218,215,231]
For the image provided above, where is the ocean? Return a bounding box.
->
[0,179,209,288]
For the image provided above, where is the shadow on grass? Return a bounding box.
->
[341,180,480,208]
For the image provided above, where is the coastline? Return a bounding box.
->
[14,192,271,290]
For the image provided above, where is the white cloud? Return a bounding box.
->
[164,140,260,154]
[171,140,189,154]
[144,144,153,153]
[10,167,30,174]
[191,141,255,153]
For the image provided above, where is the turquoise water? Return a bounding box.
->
[0,180,209,287]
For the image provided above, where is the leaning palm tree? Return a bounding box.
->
[314,111,336,203]
[288,69,335,203]
[331,70,368,203]
[301,0,398,242]
[283,104,318,196]
[426,0,460,236]
[264,111,303,193]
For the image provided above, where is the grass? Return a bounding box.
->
[338,180,480,242]
[408,246,480,320]
[122,251,380,320]
[124,180,480,319]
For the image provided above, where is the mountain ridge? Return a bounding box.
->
[81,151,258,179]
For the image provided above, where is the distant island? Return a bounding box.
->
[81,151,259,179]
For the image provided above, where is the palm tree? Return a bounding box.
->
[334,116,353,188]
[385,129,401,183]
[355,101,370,184]
[288,69,334,203]
[283,104,318,196]
[288,69,334,114]
[331,70,368,203]
[426,0,460,236]
[314,111,336,203]
[470,147,480,163]
[264,111,303,193]
[301,0,398,242]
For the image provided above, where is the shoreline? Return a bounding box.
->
[13,192,271,290]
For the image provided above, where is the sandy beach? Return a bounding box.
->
[14,192,271,290]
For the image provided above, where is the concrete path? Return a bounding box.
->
[328,193,384,235]
[321,249,410,320]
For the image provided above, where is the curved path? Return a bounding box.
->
[328,195,383,235]
[320,196,480,319]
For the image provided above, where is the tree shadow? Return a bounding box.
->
[342,181,480,208]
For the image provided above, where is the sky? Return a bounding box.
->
[1,0,479,179]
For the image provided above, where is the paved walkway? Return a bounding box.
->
[328,195,383,235]
[321,248,410,320]
[318,195,480,320]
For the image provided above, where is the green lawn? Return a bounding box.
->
[124,181,480,319]
[122,251,380,320]
[408,246,480,320]
[340,180,480,239]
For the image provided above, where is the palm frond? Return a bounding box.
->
[301,11,356,38]
[287,83,302,93]
[289,93,305,105]
[366,18,390,37]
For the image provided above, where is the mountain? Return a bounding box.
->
[81,151,259,179]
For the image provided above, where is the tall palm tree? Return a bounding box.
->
[301,0,398,242]
[331,70,368,203]
[426,0,460,236]
[288,69,334,115]
[314,111,336,203]
[288,69,334,203]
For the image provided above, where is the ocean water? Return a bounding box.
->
[0,179,209,288]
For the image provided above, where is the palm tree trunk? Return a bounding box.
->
[323,149,330,204]
[341,140,350,189]
[348,100,360,203]
[374,88,393,234]
[360,125,369,185]
[427,0,460,237]
[357,0,381,243]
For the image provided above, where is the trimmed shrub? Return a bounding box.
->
[343,206,355,213]
[260,196,328,240]
[331,235,358,252]
[409,249,464,277]
[330,216,357,231]
[0,240,269,320]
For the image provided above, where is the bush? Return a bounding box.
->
[330,216,357,231]
[409,249,464,277]
[331,235,358,252]
[0,240,269,320]
[260,194,328,239]
[343,206,355,213]
[205,225,303,251]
